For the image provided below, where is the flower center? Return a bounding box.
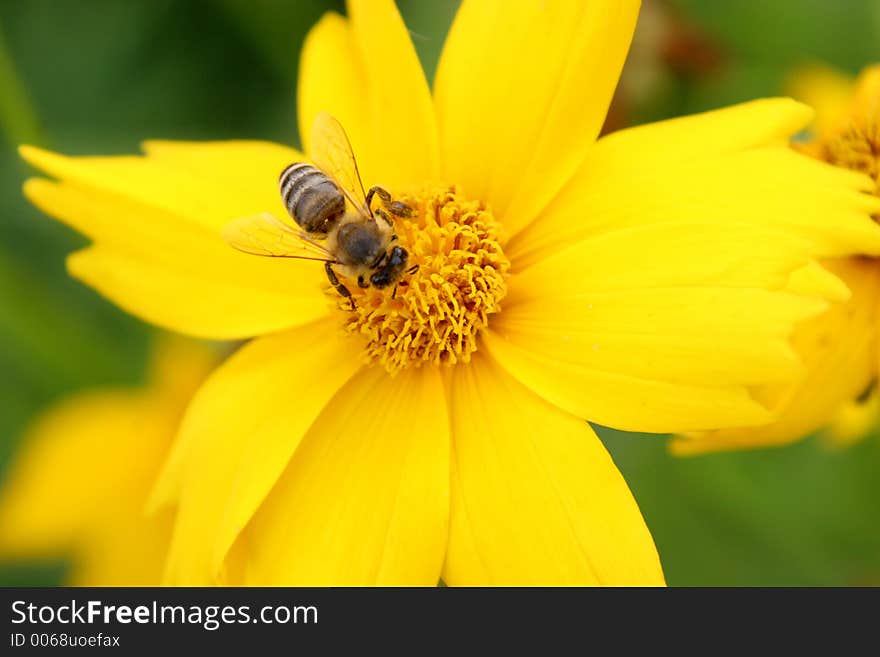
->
[822,117,880,205]
[330,186,510,373]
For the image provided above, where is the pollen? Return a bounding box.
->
[821,116,880,204]
[825,122,880,184]
[333,186,510,373]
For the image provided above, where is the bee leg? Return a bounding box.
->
[407,264,420,275]
[324,261,339,286]
[374,208,394,228]
[366,186,414,218]
[357,275,370,289]
[389,201,414,218]
[392,283,399,300]
[325,262,355,310]
[365,186,389,210]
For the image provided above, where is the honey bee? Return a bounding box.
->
[222,113,417,308]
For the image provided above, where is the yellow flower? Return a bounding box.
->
[18,1,880,585]
[0,339,215,585]
[672,63,880,455]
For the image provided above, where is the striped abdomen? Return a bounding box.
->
[279,163,346,234]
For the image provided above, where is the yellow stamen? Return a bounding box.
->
[823,120,880,194]
[813,77,880,220]
[331,186,510,373]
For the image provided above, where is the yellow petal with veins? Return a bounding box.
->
[239,366,449,585]
[298,13,371,175]
[597,98,814,160]
[435,0,639,236]
[298,1,438,193]
[786,260,851,303]
[443,352,663,586]
[671,257,880,454]
[141,140,302,205]
[21,142,297,232]
[488,221,836,432]
[510,101,880,268]
[159,319,364,584]
[23,172,329,339]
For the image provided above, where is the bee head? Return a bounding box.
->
[370,246,409,288]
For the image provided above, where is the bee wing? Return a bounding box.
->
[310,112,371,220]
[222,213,336,261]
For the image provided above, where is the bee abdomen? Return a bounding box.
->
[279,163,346,234]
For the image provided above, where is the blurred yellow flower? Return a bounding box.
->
[18,1,880,585]
[672,63,880,455]
[0,339,215,585]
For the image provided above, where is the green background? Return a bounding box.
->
[1,0,879,586]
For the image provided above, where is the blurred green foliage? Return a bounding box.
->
[639,0,880,122]
[0,0,878,586]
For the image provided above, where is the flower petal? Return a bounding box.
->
[785,65,856,139]
[159,319,364,584]
[442,351,663,586]
[826,389,880,449]
[68,508,175,586]
[598,97,814,160]
[140,140,301,208]
[298,1,438,192]
[488,221,838,433]
[670,257,880,454]
[24,174,329,339]
[0,391,171,577]
[21,142,298,232]
[434,0,639,235]
[239,366,449,585]
[850,64,880,129]
[298,13,369,166]
[509,100,880,268]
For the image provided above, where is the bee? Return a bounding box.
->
[222,112,417,308]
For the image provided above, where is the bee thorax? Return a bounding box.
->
[334,221,386,266]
